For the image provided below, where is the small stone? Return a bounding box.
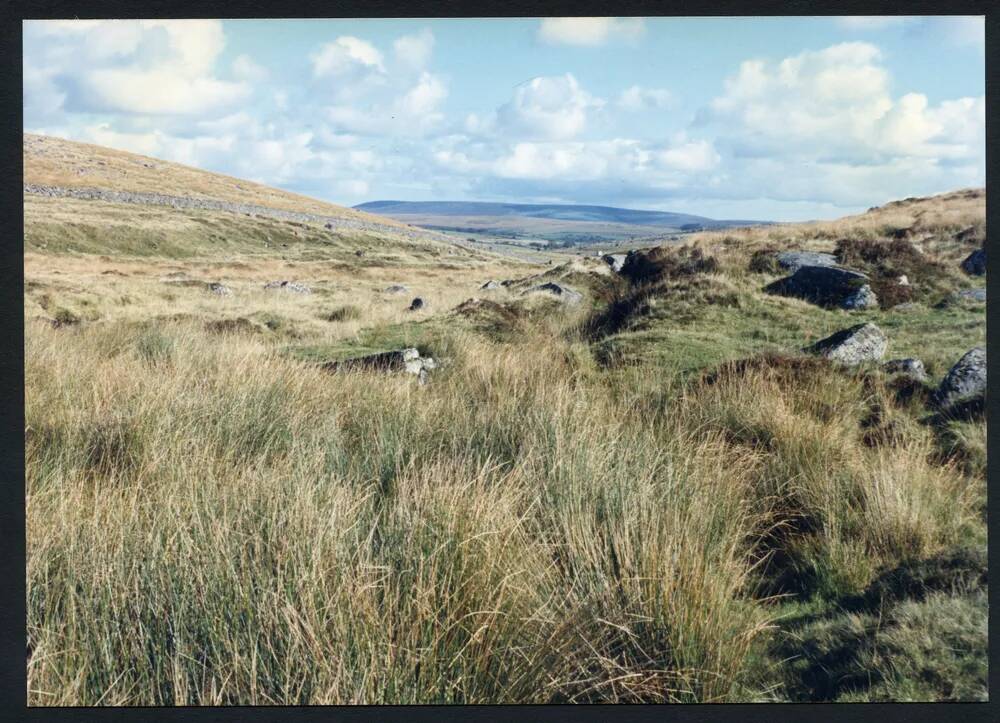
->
[384,284,408,294]
[523,282,583,305]
[208,282,232,296]
[883,358,927,382]
[409,297,425,311]
[602,254,627,273]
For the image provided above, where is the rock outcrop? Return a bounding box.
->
[322,347,437,384]
[805,323,888,365]
[776,250,838,273]
[765,265,878,310]
[523,282,583,305]
[934,347,986,415]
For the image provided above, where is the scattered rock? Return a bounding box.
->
[953,288,986,304]
[897,274,910,286]
[322,347,437,384]
[883,358,928,382]
[934,347,986,415]
[409,297,425,311]
[324,222,334,230]
[960,249,986,276]
[765,265,878,310]
[842,283,879,310]
[206,318,258,335]
[384,284,408,294]
[775,250,839,273]
[208,282,232,296]
[264,280,311,294]
[355,250,365,257]
[955,226,979,243]
[481,280,502,290]
[805,323,888,365]
[523,282,583,305]
[602,254,627,273]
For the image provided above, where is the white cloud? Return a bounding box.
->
[80,69,249,115]
[617,85,673,111]
[23,20,249,117]
[232,54,269,82]
[394,28,434,69]
[311,36,385,78]
[538,18,644,46]
[703,42,980,161]
[698,41,984,207]
[494,74,603,140]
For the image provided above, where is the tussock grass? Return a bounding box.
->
[25,184,986,705]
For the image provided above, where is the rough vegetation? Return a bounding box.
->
[24,137,987,705]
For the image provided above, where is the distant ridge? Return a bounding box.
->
[354,200,768,230]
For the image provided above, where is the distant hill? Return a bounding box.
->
[353,200,770,245]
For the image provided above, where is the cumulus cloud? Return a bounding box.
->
[538,18,645,46]
[311,36,385,78]
[394,28,434,70]
[232,54,269,82]
[24,20,250,117]
[697,41,984,207]
[492,74,603,140]
[617,85,673,111]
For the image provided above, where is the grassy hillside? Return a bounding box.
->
[24,139,987,705]
[26,133,402,224]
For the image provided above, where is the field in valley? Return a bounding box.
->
[24,136,987,705]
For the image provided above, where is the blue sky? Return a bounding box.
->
[24,17,985,221]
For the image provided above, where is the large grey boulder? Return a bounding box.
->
[805,323,888,365]
[776,250,838,273]
[883,358,928,382]
[603,254,628,273]
[322,347,437,384]
[934,347,986,414]
[523,282,583,305]
[960,249,986,276]
[765,265,878,310]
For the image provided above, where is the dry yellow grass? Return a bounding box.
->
[23,135,987,704]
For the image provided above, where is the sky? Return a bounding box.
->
[23,17,985,221]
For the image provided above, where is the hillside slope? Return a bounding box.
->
[25,133,403,226]
[23,134,514,265]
